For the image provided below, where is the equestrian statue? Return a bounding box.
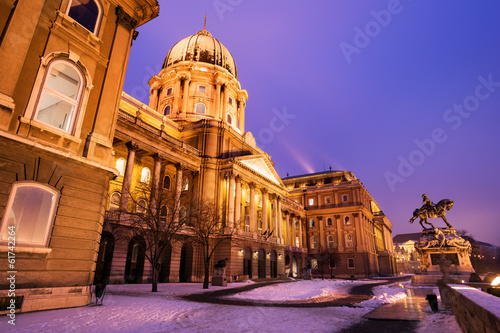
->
[409,194,455,230]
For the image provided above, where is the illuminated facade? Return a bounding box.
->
[0,0,158,313]
[100,27,308,284]
[282,171,397,277]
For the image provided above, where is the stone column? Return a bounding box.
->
[238,99,246,132]
[221,85,227,122]
[292,216,297,247]
[214,81,222,118]
[353,213,365,251]
[149,82,160,110]
[120,142,138,211]
[272,195,278,238]
[234,176,242,228]
[227,173,235,228]
[150,153,163,214]
[173,78,182,116]
[182,76,191,117]
[249,183,256,233]
[173,164,183,223]
[285,212,290,246]
[298,218,304,248]
[277,196,282,243]
[336,215,344,251]
[261,189,268,233]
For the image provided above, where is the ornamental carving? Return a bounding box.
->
[116,6,138,30]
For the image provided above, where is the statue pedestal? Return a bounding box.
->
[212,267,227,287]
[412,228,474,286]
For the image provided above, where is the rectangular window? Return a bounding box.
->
[0,182,59,246]
[166,87,173,95]
[342,195,348,202]
[228,96,233,105]
[308,198,314,206]
[347,258,355,269]
[198,85,206,93]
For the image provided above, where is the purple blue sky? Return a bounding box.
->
[124,0,500,246]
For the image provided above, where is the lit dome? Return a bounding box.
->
[162,29,238,78]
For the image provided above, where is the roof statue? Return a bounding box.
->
[409,194,455,230]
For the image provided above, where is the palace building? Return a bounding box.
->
[98,27,396,285]
[0,0,159,313]
[0,1,396,313]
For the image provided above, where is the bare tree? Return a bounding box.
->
[314,246,341,279]
[188,199,235,289]
[115,184,194,292]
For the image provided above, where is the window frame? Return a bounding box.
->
[344,215,351,225]
[345,234,353,248]
[0,181,60,247]
[109,191,121,211]
[342,195,348,202]
[327,235,335,248]
[23,53,92,140]
[33,59,85,134]
[163,105,171,116]
[166,87,173,96]
[309,218,315,228]
[66,0,103,35]
[141,167,151,183]
[310,236,317,249]
[326,217,333,226]
[308,198,314,206]
[198,85,206,94]
[195,103,206,114]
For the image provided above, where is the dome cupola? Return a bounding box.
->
[162,28,238,78]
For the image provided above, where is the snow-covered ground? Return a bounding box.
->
[0,279,461,333]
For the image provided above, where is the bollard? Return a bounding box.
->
[425,294,438,313]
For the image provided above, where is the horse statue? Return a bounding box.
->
[409,199,454,230]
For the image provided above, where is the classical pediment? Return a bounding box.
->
[237,156,282,185]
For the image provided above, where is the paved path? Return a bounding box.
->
[180,276,412,308]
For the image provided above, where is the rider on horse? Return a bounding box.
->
[421,194,436,215]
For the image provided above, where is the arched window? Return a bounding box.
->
[136,199,147,214]
[109,192,121,210]
[182,177,189,191]
[195,103,206,114]
[163,175,171,190]
[344,216,351,225]
[310,236,317,249]
[327,235,335,248]
[227,113,232,125]
[345,234,353,247]
[67,0,102,34]
[34,60,85,133]
[310,219,315,228]
[141,167,151,183]
[163,105,171,116]
[0,182,59,246]
[115,158,126,176]
[326,217,333,226]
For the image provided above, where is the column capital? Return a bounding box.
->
[153,153,164,161]
[176,163,185,170]
[261,188,268,195]
[248,182,256,189]
[235,174,242,182]
[224,171,235,179]
[126,141,139,151]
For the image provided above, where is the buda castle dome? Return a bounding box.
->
[162,28,238,78]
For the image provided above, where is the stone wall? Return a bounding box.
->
[439,283,500,333]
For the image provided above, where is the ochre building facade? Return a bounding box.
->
[0,0,158,313]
